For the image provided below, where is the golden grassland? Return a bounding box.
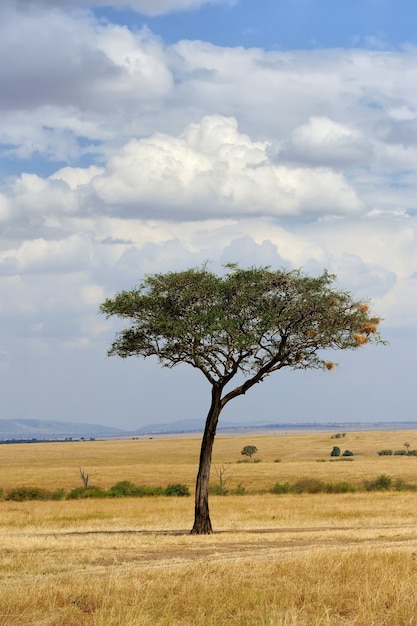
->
[1,430,417,624]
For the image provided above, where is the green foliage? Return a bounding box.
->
[100,265,384,383]
[233,483,247,495]
[106,481,164,497]
[394,450,407,455]
[378,449,393,456]
[165,483,190,497]
[325,481,356,493]
[330,446,341,457]
[364,474,392,491]
[271,482,291,494]
[5,486,61,501]
[241,445,258,458]
[342,450,354,456]
[67,486,108,499]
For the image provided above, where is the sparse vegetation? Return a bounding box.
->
[1,432,417,624]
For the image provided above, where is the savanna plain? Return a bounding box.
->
[1,429,417,625]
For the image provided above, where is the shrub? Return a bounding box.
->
[271,482,290,494]
[330,446,341,457]
[165,483,190,497]
[325,481,356,493]
[253,458,262,463]
[273,459,281,463]
[364,474,392,491]
[50,489,66,500]
[342,450,354,457]
[394,450,407,455]
[107,480,139,497]
[106,481,165,497]
[233,483,247,495]
[67,486,108,499]
[6,486,55,501]
[407,449,417,456]
[377,449,393,456]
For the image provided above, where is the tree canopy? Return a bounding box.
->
[100,264,384,533]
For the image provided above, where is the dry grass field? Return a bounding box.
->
[1,429,417,624]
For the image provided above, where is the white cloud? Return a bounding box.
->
[0,5,417,428]
[282,116,372,166]
[91,115,362,218]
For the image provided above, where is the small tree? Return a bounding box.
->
[79,467,89,488]
[241,445,258,459]
[213,464,232,494]
[331,446,341,457]
[100,264,384,534]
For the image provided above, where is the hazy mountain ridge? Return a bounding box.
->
[0,418,126,439]
[1,418,416,440]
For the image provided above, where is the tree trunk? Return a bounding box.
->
[191,385,222,534]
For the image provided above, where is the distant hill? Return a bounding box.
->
[133,419,417,435]
[0,417,416,441]
[0,419,126,440]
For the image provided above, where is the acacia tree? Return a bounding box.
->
[100,265,383,534]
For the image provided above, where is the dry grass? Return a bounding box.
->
[1,430,417,624]
[2,429,417,492]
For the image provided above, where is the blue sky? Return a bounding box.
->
[0,0,416,431]
[96,0,417,51]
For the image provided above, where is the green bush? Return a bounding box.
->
[330,446,341,457]
[107,480,139,497]
[67,486,108,499]
[107,481,165,497]
[377,449,393,456]
[407,450,417,456]
[233,483,247,495]
[394,450,407,456]
[342,450,354,457]
[364,474,392,491]
[325,481,356,493]
[165,483,190,497]
[273,459,281,463]
[6,486,57,501]
[271,482,290,494]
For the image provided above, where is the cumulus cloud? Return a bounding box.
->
[0,3,417,430]
[91,115,362,219]
[280,116,372,167]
